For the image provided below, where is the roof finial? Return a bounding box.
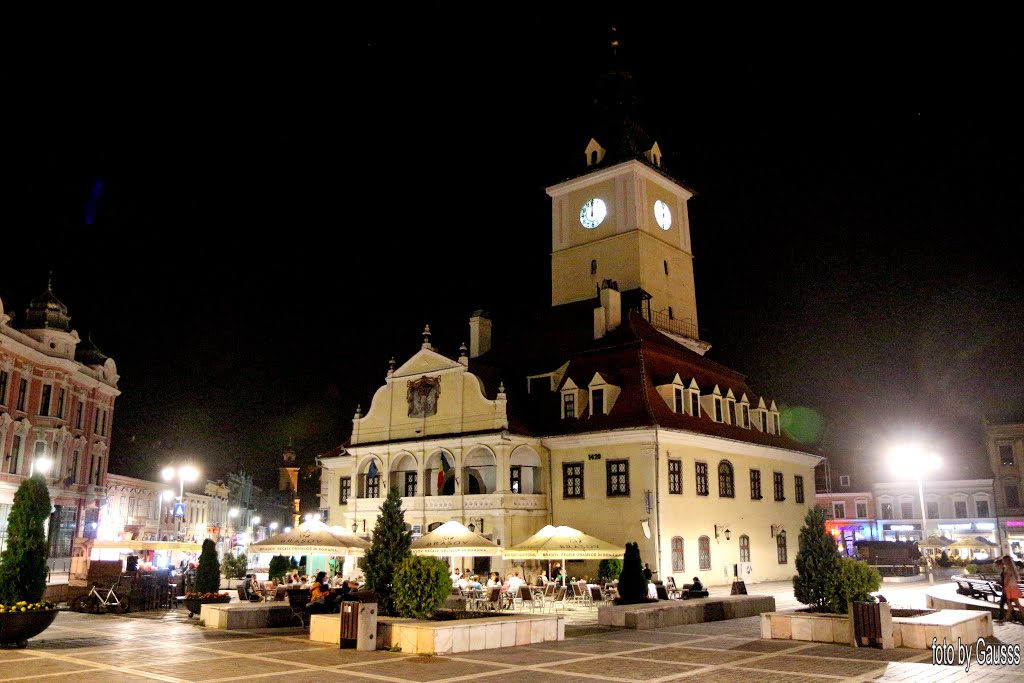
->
[459,341,467,357]
[355,404,362,418]
[47,271,53,291]
[387,356,396,378]
[422,324,432,350]
[497,380,506,400]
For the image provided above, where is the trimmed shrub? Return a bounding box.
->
[965,563,980,575]
[937,550,951,568]
[825,558,882,614]
[0,476,51,605]
[599,559,622,582]
[222,552,248,579]
[793,506,841,612]
[393,556,450,619]
[268,555,292,581]
[363,486,412,615]
[616,542,648,604]
[194,539,221,594]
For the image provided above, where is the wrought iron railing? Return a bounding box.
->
[646,310,701,341]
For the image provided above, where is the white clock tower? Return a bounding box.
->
[545,112,706,353]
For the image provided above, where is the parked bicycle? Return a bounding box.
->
[71,582,128,614]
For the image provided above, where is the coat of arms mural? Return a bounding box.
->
[407,376,441,418]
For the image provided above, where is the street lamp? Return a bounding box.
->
[250,515,261,543]
[889,444,941,582]
[29,454,53,478]
[162,465,199,540]
[269,522,278,531]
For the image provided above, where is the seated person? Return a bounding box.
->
[534,570,548,587]
[486,572,501,588]
[686,577,706,596]
[337,580,360,600]
[468,575,483,590]
[246,574,264,601]
[308,571,341,613]
[456,575,469,591]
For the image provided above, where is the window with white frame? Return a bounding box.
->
[926,500,939,518]
[880,501,894,518]
[833,502,846,519]
[976,499,990,517]
[954,501,968,518]
[900,500,913,518]
[855,500,867,518]
[740,402,750,428]
[674,388,684,413]
[839,475,850,487]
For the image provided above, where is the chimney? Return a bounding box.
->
[469,310,492,357]
[600,281,621,332]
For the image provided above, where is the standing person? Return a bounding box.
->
[997,555,1011,623]
[1001,556,1024,624]
[643,563,653,581]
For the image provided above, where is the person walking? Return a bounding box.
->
[1001,555,1024,625]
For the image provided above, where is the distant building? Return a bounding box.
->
[872,479,996,551]
[279,440,300,527]
[815,459,877,556]
[0,282,119,570]
[985,420,1024,557]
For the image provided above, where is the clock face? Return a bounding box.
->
[579,198,607,229]
[654,200,672,230]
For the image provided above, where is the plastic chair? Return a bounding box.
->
[519,585,540,612]
[548,586,569,612]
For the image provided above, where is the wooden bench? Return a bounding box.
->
[954,575,1001,603]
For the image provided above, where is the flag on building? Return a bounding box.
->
[367,460,378,479]
[437,454,450,491]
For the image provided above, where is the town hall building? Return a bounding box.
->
[320,80,823,586]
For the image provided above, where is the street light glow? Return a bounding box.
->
[161,489,175,501]
[304,513,314,522]
[34,456,53,476]
[252,516,261,525]
[283,526,292,533]
[889,444,941,475]
[161,466,175,481]
[179,465,199,481]
[269,522,278,530]
[229,507,239,518]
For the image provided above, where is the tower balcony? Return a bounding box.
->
[644,310,712,355]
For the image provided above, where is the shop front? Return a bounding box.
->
[826,521,874,556]
[1003,519,1024,559]
[882,523,921,542]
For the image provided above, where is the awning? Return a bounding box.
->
[410,521,503,557]
[90,540,202,552]
[503,525,624,560]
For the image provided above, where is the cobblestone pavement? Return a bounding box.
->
[3,586,1024,682]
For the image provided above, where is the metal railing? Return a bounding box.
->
[646,310,702,341]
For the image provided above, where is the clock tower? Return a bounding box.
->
[545,71,706,353]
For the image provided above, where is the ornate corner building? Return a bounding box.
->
[320,73,824,586]
[0,282,119,568]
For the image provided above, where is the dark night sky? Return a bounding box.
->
[2,19,1022,497]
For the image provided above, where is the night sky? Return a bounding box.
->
[2,20,1021,500]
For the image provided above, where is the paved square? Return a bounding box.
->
[4,580,1024,683]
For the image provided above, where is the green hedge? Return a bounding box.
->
[393,556,450,619]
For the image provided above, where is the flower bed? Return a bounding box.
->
[0,601,57,614]
[182,592,231,617]
[0,608,59,648]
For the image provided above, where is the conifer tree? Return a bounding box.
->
[793,506,841,611]
[616,542,648,603]
[363,486,412,615]
[194,538,221,594]
[0,475,51,605]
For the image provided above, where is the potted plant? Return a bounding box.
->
[0,476,59,647]
[182,539,229,616]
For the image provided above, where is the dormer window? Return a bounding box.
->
[839,475,850,487]
[739,400,750,429]
[687,380,701,417]
[714,397,723,422]
[674,387,683,413]
[760,411,768,432]
[587,372,620,416]
[591,389,604,416]
[725,390,736,425]
[773,413,780,435]
[563,394,576,419]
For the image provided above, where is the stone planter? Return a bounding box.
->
[761,609,856,646]
[0,610,59,648]
[183,596,230,617]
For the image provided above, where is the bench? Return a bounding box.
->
[954,575,1001,603]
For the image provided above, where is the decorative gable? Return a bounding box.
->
[647,141,663,167]
[391,348,464,378]
[561,377,585,419]
[585,138,607,167]
[656,373,687,413]
[700,385,724,423]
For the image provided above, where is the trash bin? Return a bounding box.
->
[339,592,378,652]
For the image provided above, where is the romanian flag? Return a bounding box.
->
[437,454,450,491]
[368,460,378,479]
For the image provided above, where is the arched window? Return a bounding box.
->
[739,534,750,563]
[718,461,735,498]
[671,536,684,572]
[591,150,598,165]
[427,522,442,532]
[698,535,711,571]
[777,531,788,564]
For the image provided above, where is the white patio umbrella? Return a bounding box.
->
[247,524,370,556]
[502,525,624,560]
[410,521,503,557]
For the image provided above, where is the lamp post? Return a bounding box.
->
[229,507,239,552]
[162,465,199,541]
[155,489,174,543]
[890,444,941,583]
[29,454,53,479]
[250,515,261,544]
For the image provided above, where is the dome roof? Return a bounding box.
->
[22,281,71,332]
[75,335,109,366]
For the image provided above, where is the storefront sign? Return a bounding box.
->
[938,523,973,530]
[975,523,995,530]
[1007,520,1024,527]
[890,525,916,531]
